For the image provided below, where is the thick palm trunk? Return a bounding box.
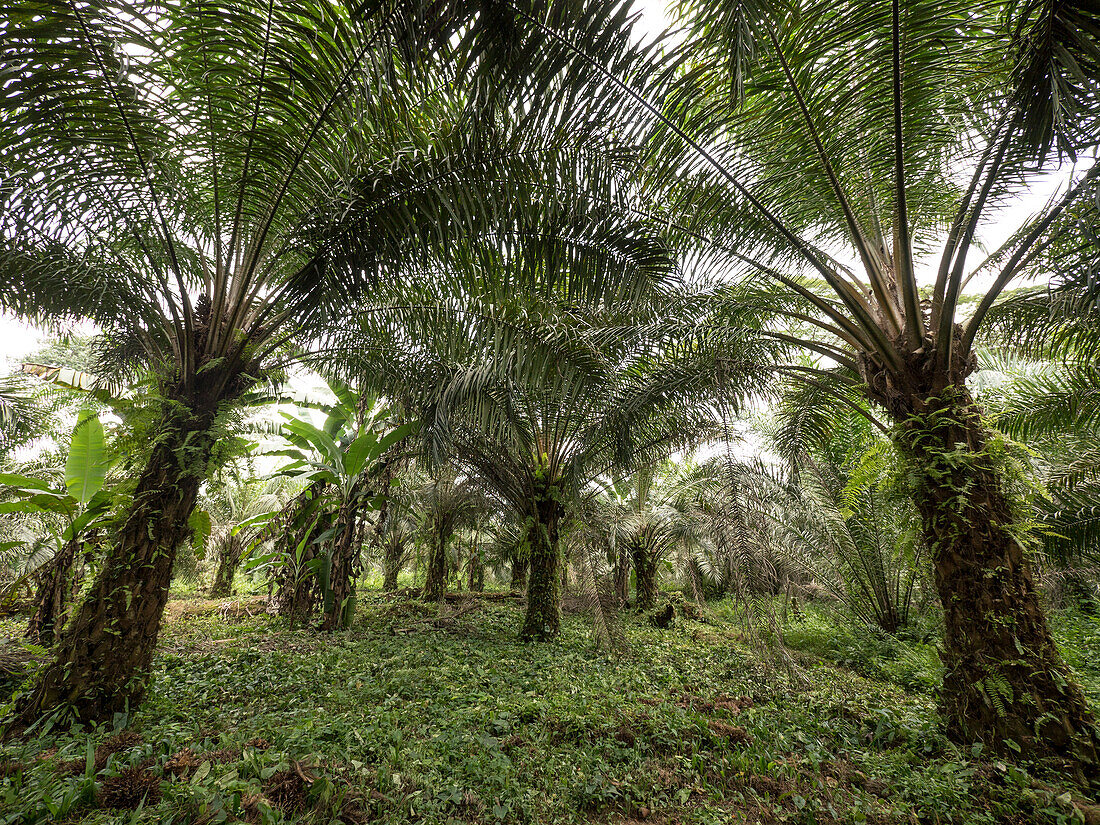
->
[321,491,365,631]
[208,533,242,598]
[274,541,320,622]
[15,399,217,725]
[25,536,81,646]
[383,537,404,591]
[468,547,484,592]
[612,543,630,607]
[631,540,658,610]
[273,482,327,622]
[871,366,1100,782]
[422,521,447,602]
[510,551,528,591]
[520,488,561,641]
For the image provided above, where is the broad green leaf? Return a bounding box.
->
[344,430,380,478]
[0,495,76,517]
[0,472,56,492]
[280,414,342,466]
[65,410,109,505]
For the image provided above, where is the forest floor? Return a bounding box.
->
[1,591,1098,824]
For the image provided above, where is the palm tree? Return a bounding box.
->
[379,503,418,592]
[267,386,410,627]
[545,0,1100,771]
[767,396,930,634]
[2,0,631,723]
[583,462,707,610]
[413,468,490,601]
[406,303,762,638]
[201,471,299,598]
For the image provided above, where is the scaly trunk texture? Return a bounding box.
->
[520,483,561,641]
[468,547,484,592]
[383,536,405,592]
[510,552,528,592]
[15,395,219,725]
[866,353,1100,784]
[612,543,630,607]
[631,539,658,611]
[321,486,365,631]
[274,540,320,622]
[208,533,242,598]
[422,520,448,602]
[272,482,328,623]
[25,536,81,646]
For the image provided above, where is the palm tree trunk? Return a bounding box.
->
[208,533,242,598]
[15,396,218,726]
[510,551,529,592]
[879,374,1100,782]
[632,541,658,610]
[383,537,404,591]
[321,488,364,630]
[612,542,630,607]
[25,536,81,646]
[467,546,484,592]
[520,492,561,641]
[422,520,447,602]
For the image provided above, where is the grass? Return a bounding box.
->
[0,592,1098,824]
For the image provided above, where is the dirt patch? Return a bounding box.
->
[613,724,638,747]
[707,719,752,746]
[164,746,239,778]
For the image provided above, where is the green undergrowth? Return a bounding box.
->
[1,594,1098,824]
[777,605,944,694]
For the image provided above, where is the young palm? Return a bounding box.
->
[413,467,491,602]
[201,471,300,599]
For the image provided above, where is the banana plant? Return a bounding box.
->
[0,410,115,643]
[256,385,413,629]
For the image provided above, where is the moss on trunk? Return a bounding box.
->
[208,533,242,598]
[631,538,658,611]
[15,392,220,726]
[519,477,562,641]
[868,361,1100,786]
[422,520,448,602]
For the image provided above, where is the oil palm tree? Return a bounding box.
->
[767,397,931,634]
[413,467,491,601]
[200,471,299,598]
[527,0,1100,772]
[582,462,708,610]
[1,0,655,723]
[402,298,772,638]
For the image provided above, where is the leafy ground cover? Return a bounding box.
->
[1,594,1098,824]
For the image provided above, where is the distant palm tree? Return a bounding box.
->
[413,468,491,602]
[202,472,299,599]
